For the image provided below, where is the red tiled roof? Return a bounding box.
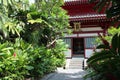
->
[69,14,107,21]
[63,0,110,22]
[64,0,89,5]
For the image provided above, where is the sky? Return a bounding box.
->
[29,0,35,4]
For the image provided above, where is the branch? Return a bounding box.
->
[46,38,57,48]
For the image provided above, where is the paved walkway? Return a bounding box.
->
[41,68,90,80]
[41,56,90,80]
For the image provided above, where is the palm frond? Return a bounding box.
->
[87,50,115,65]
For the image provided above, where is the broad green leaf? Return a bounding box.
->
[28,19,43,24]
[1,47,13,51]
[87,50,115,65]
[27,13,32,19]
[0,53,6,56]
[97,44,110,49]
[111,33,119,51]
[25,66,34,70]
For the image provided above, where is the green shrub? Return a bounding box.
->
[0,41,31,80]
[27,39,67,78]
[0,38,67,79]
[27,46,57,78]
[51,39,67,67]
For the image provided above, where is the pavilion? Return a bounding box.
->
[62,0,112,58]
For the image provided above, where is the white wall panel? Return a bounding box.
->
[81,27,103,31]
[85,49,94,58]
[78,33,98,37]
[85,49,102,58]
[65,34,77,37]
[64,49,72,58]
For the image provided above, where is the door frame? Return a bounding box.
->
[72,37,85,57]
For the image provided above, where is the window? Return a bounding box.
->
[85,37,96,48]
[63,38,71,48]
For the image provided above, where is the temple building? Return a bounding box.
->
[62,0,112,58]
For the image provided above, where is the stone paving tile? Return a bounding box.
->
[41,68,90,80]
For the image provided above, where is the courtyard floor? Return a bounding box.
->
[41,56,90,80]
[41,68,90,80]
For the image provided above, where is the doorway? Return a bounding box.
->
[73,38,84,55]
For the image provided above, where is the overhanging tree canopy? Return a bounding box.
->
[0,0,70,46]
[89,0,120,25]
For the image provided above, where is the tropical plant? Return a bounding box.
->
[27,39,67,79]
[84,30,120,80]
[84,1,120,80]
[16,0,70,46]
[94,27,120,45]
[0,40,33,80]
[89,0,120,24]
[0,38,65,79]
[0,0,26,42]
[0,0,69,79]
[51,39,67,67]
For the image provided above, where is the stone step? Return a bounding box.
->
[69,63,82,65]
[69,65,83,68]
[67,56,84,69]
[70,62,83,64]
[69,66,82,68]
[70,64,83,66]
[69,64,83,68]
[70,61,82,62]
[69,67,82,69]
[70,61,83,64]
[69,61,83,69]
[71,59,83,61]
[69,65,82,67]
